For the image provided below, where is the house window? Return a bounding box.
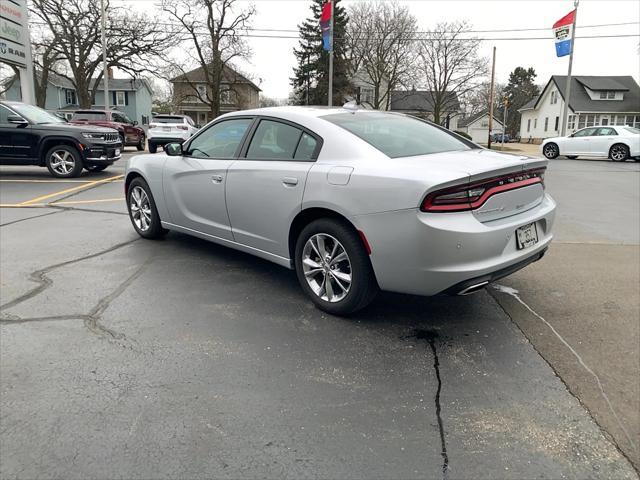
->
[527,119,531,132]
[554,116,559,131]
[480,120,489,128]
[567,115,576,130]
[550,91,557,104]
[534,118,537,129]
[586,114,596,127]
[115,91,126,106]
[577,115,586,129]
[626,115,635,127]
[607,91,615,99]
[544,117,548,132]
[65,89,76,105]
[359,87,374,105]
[196,84,207,101]
[599,91,607,99]
[220,90,236,104]
[635,116,640,128]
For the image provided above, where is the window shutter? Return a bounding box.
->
[125,91,129,106]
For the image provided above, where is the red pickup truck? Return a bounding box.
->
[70,110,146,151]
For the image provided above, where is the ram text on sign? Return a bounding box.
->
[0,0,29,68]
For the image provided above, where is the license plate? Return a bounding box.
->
[114,148,120,156]
[516,223,538,250]
[163,127,171,132]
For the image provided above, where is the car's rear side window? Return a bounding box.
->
[73,112,107,121]
[323,112,473,158]
[246,120,303,160]
[153,116,185,124]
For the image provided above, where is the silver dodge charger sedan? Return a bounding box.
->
[125,107,556,315]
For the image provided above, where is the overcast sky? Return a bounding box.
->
[124,0,640,99]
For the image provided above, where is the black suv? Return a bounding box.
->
[0,101,123,178]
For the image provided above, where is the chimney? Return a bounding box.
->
[107,68,114,79]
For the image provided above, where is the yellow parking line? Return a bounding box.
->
[0,203,46,208]
[19,175,124,206]
[51,197,123,206]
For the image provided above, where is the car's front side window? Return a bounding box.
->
[186,118,252,158]
[0,105,13,124]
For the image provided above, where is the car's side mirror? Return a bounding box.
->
[164,142,183,156]
[132,120,138,126]
[7,115,28,126]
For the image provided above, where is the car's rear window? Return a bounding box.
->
[323,112,474,158]
[73,112,107,120]
[152,116,184,124]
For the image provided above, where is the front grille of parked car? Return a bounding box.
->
[104,133,120,143]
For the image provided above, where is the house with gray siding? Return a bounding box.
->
[3,72,154,127]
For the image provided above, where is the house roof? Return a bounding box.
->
[11,71,153,94]
[390,90,461,113]
[519,96,539,111]
[171,64,261,92]
[524,75,639,113]
[458,110,503,128]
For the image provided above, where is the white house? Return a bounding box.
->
[458,111,503,144]
[519,75,640,143]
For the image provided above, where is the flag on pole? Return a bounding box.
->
[553,10,576,57]
[320,2,332,51]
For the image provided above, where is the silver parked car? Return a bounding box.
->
[125,107,556,315]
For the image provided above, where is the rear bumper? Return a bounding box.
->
[148,136,188,145]
[352,193,556,296]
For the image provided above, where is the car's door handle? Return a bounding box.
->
[282,177,298,186]
[211,174,223,183]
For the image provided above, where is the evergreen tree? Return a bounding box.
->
[290,0,351,106]
[503,67,540,135]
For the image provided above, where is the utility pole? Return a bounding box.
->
[487,46,496,149]
[560,0,579,136]
[101,0,109,110]
[306,48,310,106]
[501,96,509,149]
[328,0,334,107]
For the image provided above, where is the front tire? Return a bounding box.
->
[126,178,167,239]
[609,144,629,162]
[294,218,378,316]
[45,145,84,178]
[543,142,559,159]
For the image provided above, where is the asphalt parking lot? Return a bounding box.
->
[1,151,638,479]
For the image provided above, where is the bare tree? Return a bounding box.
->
[346,1,418,110]
[0,63,20,99]
[460,82,504,117]
[417,21,488,123]
[30,0,175,108]
[161,0,255,119]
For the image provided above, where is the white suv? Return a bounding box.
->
[148,115,199,153]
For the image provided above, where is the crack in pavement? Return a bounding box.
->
[0,238,139,311]
[409,329,450,480]
[0,251,153,349]
[0,210,64,227]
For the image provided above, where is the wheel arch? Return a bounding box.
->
[124,170,145,194]
[609,142,630,156]
[39,138,81,166]
[288,207,360,262]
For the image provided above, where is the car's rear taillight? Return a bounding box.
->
[177,125,188,130]
[421,168,546,213]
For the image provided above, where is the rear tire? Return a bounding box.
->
[126,177,168,239]
[137,134,146,152]
[543,142,559,159]
[149,143,158,154]
[609,144,629,162]
[45,145,84,178]
[294,218,378,316]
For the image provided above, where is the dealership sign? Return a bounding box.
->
[0,0,29,68]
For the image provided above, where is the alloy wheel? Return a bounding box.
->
[302,233,352,303]
[129,186,152,232]
[543,144,558,159]
[49,150,76,175]
[611,145,627,161]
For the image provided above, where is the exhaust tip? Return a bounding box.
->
[457,281,489,296]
